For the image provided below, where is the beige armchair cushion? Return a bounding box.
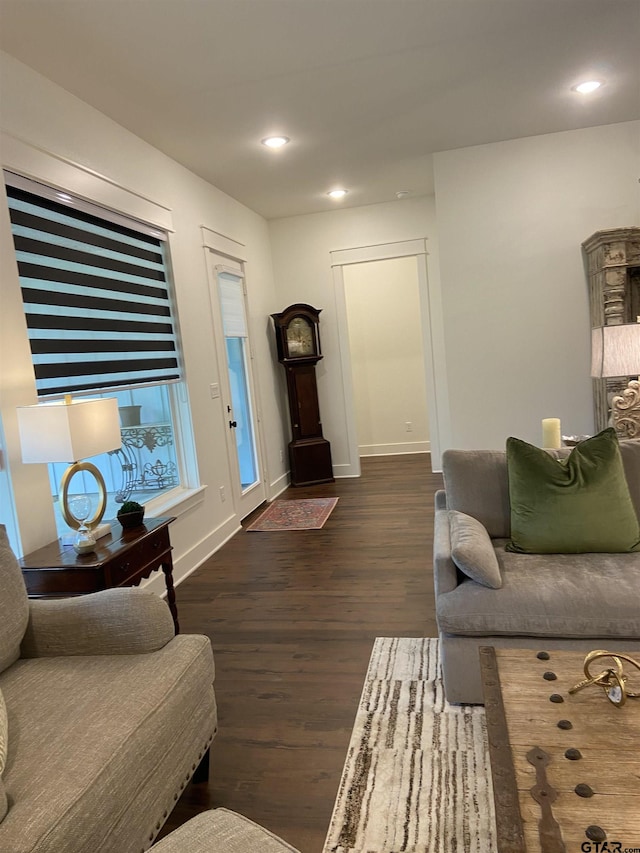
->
[21,587,175,658]
[0,527,29,674]
[151,809,301,853]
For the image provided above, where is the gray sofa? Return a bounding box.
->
[434,440,640,704]
[0,524,218,853]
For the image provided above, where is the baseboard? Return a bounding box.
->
[359,441,430,456]
[332,461,360,478]
[268,470,290,499]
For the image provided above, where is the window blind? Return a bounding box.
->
[217,269,247,338]
[5,173,181,398]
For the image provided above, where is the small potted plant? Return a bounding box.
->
[117,500,145,529]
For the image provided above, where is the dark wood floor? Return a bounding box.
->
[160,454,443,851]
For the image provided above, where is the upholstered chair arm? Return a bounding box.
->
[435,489,447,510]
[433,509,460,596]
[20,587,175,658]
[151,809,301,853]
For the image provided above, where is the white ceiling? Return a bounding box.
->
[0,0,638,220]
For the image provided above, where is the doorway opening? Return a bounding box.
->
[331,238,446,475]
[342,256,430,459]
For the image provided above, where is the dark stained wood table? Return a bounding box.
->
[19,516,179,633]
[480,646,640,853]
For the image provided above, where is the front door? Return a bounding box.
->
[211,256,266,518]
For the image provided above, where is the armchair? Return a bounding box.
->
[0,525,217,853]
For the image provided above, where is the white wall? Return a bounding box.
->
[0,52,288,584]
[343,257,429,455]
[268,196,446,472]
[434,120,640,450]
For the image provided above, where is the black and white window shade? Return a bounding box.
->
[4,171,182,398]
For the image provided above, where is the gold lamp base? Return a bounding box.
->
[60,460,108,531]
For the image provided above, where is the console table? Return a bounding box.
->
[19,516,179,633]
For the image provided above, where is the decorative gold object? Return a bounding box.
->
[569,650,640,707]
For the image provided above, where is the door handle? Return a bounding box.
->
[229,420,237,429]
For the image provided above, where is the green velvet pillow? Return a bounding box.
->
[506,428,640,554]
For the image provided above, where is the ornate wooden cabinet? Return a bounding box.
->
[583,228,640,432]
[271,303,334,486]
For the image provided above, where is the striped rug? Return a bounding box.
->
[323,637,497,853]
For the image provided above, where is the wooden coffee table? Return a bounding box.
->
[480,646,640,852]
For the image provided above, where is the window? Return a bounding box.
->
[5,171,185,533]
[218,270,258,489]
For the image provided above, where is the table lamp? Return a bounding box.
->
[591,322,640,439]
[16,396,122,552]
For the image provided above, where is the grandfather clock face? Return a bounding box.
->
[271,303,322,363]
[285,317,315,357]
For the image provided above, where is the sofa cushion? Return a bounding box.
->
[0,635,217,853]
[449,511,502,589]
[442,450,511,538]
[619,439,640,520]
[506,429,640,554]
[0,527,29,675]
[437,540,640,638]
[441,440,640,543]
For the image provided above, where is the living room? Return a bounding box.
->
[0,1,639,850]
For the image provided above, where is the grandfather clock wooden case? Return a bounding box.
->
[271,304,334,486]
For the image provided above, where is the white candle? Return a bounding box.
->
[542,418,562,449]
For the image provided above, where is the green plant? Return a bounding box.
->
[118,500,144,515]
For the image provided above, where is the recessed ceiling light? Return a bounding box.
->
[573,80,603,94]
[261,136,290,148]
[327,189,348,199]
[396,191,410,199]
[56,192,73,202]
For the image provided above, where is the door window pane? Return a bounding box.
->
[225,337,257,489]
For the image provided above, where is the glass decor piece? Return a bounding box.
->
[68,494,97,554]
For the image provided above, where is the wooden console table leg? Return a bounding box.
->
[161,558,180,634]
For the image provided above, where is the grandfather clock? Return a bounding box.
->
[271,303,334,486]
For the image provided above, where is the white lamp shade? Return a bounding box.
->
[591,324,640,378]
[17,398,121,463]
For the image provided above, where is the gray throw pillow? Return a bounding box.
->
[449,510,503,589]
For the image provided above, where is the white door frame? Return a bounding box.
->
[330,239,450,473]
[202,227,268,518]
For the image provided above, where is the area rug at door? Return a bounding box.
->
[246,497,339,531]
[323,637,497,853]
